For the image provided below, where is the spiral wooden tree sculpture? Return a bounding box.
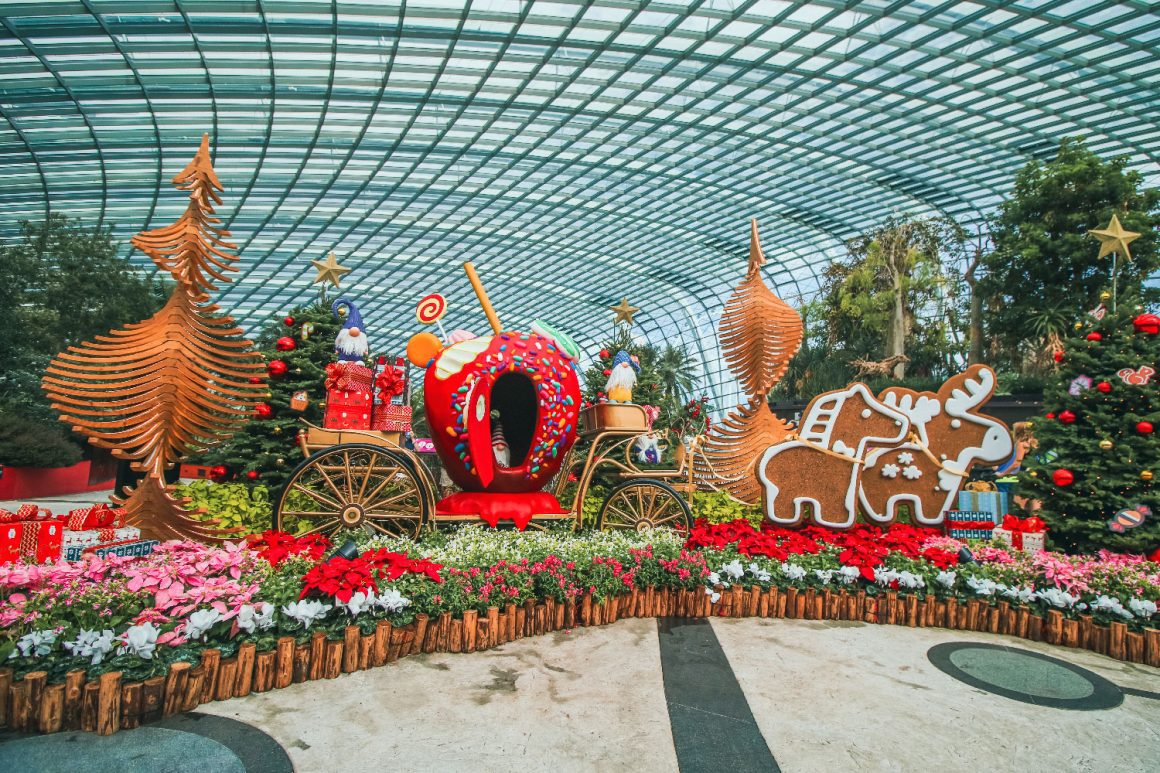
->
[42,134,267,541]
[694,220,804,503]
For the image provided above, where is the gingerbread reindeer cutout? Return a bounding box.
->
[858,365,1012,525]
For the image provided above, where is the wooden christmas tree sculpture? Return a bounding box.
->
[694,220,804,503]
[42,134,267,541]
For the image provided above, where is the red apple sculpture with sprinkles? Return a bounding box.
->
[409,262,583,529]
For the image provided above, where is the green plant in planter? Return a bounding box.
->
[691,491,764,528]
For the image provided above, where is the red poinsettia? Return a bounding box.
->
[247,531,330,567]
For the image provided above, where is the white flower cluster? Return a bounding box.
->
[935,571,957,589]
[1090,595,1133,620]
[780,562,807,582]
[185,609,222,641]
[236,603,276,633]
[1129,598,1158,619]
[283,600,332,629]
[63,629,116,665]
[876,569,925,590]
[837,566,862,585]
[12,630,57,659]
[119,622,160,660]
[1000,585,1036,604]
[813,569,835,585]
[1034,587,1081,609]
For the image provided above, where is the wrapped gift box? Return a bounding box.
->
[324,389,373,430]
[85,540,159,560]
[63,526,141,553]
[957,490,1009,523]
[59,503,126,532]
[0,524,21,563]
[372,404,412,432]
[993,526,1046,553]
[325,361,374,393]
[946,511,995,540]
[0,520,63,564]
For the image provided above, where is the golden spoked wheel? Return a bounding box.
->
[276,444,429,539]
[596,478,692,532]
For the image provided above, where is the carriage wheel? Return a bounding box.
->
[596,478,692,533]
[276,444,429,539]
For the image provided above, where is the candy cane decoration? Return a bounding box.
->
[416,293,449,340]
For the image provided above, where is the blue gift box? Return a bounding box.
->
[956,491,1008,523]
[946,510,996,540]
[65,540,159,561]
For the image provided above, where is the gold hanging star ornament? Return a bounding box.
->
[610,298,640,325]
[1089,214,1141,261]
[311,251,351,287]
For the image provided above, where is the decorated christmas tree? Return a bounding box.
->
[1018,295,1158,553]
[197,301,344,489]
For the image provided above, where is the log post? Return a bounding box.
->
[412,614,430,656]
[505,603,518,641]
[784,588,798,619]
[387,626,407,662]
[580,594,592,626]
[236,643,256,697]
[463,611,478,653]
[120,682,142,730]
[1045,610,1064,646]
[1126,632,1144,663]
[292,643,311,683]
[1109,622,1127,661]
[63,670,86,730]
[253,651,276,693]
[38,683,65,734]
[906,595,918,628]
[554,599,566,629]
[96,671,122,736]
[0,667,10,729]
[343,626,360,672]
[438,611,453,652]
[564,600,576,629]
[199,649,221,704]
[516,606,528,639]
[215,658,238,702]
[81,681,100,732]
[374,621,392,666]
[141,676,165,723]
[358,632,374,670]
[324,640,344,679]
[988,606,1000,634]
[1145,628,1160,668]
[486,608,500,645]
[309,632,326,680]
[274,637,295,689]
[1027,614,1043,642]
[20,672,45,732]
[1063,618,1080,648]
[450,619,463,653]
[863,595,877,624]
[997,602,1011,635]
[163,662,191,716]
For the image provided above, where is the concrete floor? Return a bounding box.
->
[186,617,1160,773]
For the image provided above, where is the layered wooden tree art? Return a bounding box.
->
[42,134,267,541]
[694,220,804,503]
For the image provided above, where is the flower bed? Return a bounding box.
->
[1,521,1158,736]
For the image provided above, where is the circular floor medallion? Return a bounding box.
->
[927,642,1124,711]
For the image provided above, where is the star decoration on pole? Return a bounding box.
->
[610,298,640,326]
[1089,214,1141,261]
[311,251,351,287]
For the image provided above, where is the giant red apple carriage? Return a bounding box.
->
[273,263,697,538]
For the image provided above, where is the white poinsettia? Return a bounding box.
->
[184,608,222,641]
[236,603,276,633]
[935,571,957,589]
[881,464,900,479]
[1091,595,1133,620]
[780,562,807,582]
[1000,585,1035,604]
[721,560,744,580]
[341,590,376,616]
[747,563,771,583]
[837,566,861,585]
[64,629,116,665]
[283,600,332,629]
[119,622,160,660]
[966,577,999,597]
[374,588,410,613]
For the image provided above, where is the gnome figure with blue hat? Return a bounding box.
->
[604,350,640,403]
[332,297,370,362]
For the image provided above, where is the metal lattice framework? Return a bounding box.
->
[2,0,1158,407]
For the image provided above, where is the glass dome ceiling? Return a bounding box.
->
[2,0,1158,406]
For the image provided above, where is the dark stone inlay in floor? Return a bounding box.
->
[657,617,779,773]
[928,642,1124,711]
[0,711,293,773]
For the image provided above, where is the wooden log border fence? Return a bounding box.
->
[3,587,1157,737]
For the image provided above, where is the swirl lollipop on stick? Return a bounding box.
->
[416,293,450,340]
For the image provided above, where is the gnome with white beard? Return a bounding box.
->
[604,350,640,403]
[332,298,370,362]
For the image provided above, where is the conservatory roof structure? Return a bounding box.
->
[1,0,1158,405]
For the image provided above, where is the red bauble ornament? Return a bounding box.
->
[1086,332,1102,341]
[209,465,229,483]
[1133,313,1160,335]
[599,349,610,359]
[1138,421,1155,434]
[1051,469,1074,487]
[249,376,263,384]
[1058,409,1077,424]
[1052,350,1064,362]
[283,316,295,326]
[254,402,273,419]
[1046,412,1056,420]
[267,359,288,378]
[275,336,297,352]
[245,470,260,481]
[1096,381,1111,393]
[603,368,612,376]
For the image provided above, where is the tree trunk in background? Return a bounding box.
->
[968,288,983,364]
[890,269,906,378]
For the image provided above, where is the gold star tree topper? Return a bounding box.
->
[610,298,640,325]
[1089,214,1141,261]
[311,251,351,287]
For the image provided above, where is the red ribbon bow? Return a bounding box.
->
[375,367,405,401]
[1001,515,1046,550]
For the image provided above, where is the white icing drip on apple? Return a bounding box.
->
[435,337,493,380]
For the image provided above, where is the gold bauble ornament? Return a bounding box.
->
[1099,291,1112,302]
[1098,439,1113,450]
[1143,470,1154,482]
[1029,470,1038,477]
[1074,321,1083,330]
[272,425,282,435]
[276,457,285,466]
[266,391,273,398]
